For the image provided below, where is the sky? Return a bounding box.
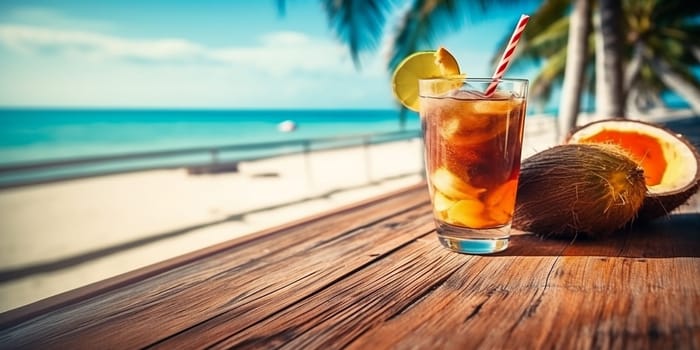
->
[0,0,540,109]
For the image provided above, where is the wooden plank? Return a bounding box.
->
[154,205,696,349]
[200,237,476,349]
[0,185,432,349]
[346,213,700,349]
[346,258,699,349]
[147,206,438,348]
[345,255,561,349]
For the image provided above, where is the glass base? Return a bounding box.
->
[436,221,510,254]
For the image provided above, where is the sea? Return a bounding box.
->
[0,109,423,164]
[1,104,693,187]
[0,109,427,186]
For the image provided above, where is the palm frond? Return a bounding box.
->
[637,63,665,93]
[388,0,529,72]
[630,37,700,111]
[646,31,699,70]
[489,0,570,70]
[674,24,700,48]
[322,0,394,68]
[530,45,567,102]
[521,0,570,40]
[665,59,700,91]
[660,23,700,65]
[527,16,569,48]
[652,0,700,24]
[521,16,569,58]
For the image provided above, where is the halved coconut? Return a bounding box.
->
[567,119,700,220]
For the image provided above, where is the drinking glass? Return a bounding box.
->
[419,77,528,254]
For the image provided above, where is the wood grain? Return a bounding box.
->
[0,186,698,350]
[347,254,699,349]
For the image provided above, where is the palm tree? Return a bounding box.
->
[306,1,528,70]
[277,1,528,128]
[627,0,700,113]
[278,0,699,135]
[496,0,700,136]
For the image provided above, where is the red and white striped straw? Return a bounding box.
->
[484,14,530,97]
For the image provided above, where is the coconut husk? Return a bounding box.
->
[513,143,646,238]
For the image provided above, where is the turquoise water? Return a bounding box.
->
[0,109,422,164]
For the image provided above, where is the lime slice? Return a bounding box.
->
[391,47,461,112]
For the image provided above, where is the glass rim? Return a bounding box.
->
[418,77,529,83]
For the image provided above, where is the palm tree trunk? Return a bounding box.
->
[595,0,625,118]
[558,0,592,140]
[648,56,700,115]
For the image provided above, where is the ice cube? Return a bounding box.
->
[488,90,516,99]
[458,89,487,99]
[446,89,464,98]
[433,191,456,212]
[446,199,494,228]
[431,168,485,200]
[472,99,518,114]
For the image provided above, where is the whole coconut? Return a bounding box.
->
[513,143,647,238]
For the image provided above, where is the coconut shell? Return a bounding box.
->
[568,118,700,221]
[513,143,647,238]
[637,181,699,220]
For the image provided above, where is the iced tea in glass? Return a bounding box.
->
[419,78,528,254]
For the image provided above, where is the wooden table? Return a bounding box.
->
[0,183,698,349]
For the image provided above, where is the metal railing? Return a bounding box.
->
[0,130,422,189]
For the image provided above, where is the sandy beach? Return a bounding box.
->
[0,110,697,313]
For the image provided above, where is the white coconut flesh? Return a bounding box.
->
[568,120,698,195]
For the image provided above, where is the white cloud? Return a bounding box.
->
[4,6,114,32]
[260,31,312,46]
[0,24,386,78]
[0,25,203,61]
[0,22,392,108]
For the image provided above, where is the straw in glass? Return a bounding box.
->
[484,14,530,97]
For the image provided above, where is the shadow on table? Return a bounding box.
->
[499,212,700,258]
